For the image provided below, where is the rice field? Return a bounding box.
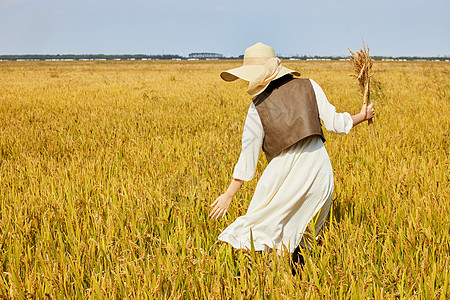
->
[0,59,449,298]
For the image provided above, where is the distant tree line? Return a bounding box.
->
[0,54,448,61]
[189,53,223,59]
[0,54,183,61]
[284,55,449,61]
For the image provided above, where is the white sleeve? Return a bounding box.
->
[310,79,353,134]
[232,102,264,181]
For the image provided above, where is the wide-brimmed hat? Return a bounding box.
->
[220,42,300,96]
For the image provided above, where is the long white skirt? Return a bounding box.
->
[218,136,334,253]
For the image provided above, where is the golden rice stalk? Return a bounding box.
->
[349,40,374,125]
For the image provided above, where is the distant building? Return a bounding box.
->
[188,52,224,59]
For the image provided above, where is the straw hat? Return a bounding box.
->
[220,42,300,96]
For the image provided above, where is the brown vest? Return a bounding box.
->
[252,76,325,163]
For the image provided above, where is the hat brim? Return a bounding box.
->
[221,65,301,95]
[220,65,300,82]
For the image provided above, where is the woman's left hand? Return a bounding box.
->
[209,193,233,219]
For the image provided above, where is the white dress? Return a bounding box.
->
[218,79,353,253]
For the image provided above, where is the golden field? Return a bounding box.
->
[0,59,449,299]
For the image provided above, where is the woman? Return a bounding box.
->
[209,42,374,261]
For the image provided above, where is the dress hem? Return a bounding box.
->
[218,232,299,254]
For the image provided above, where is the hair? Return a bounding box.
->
[253,74,295,105]
[266,74,294,92]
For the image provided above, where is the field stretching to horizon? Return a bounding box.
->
[0,59,448,298]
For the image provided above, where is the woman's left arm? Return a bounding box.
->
[209,178,244,219]
[209,103,264,219]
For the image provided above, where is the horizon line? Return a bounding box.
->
[1,53,449,59]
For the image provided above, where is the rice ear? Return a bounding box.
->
[349,39,374,125]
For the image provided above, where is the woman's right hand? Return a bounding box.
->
[352,103,375,126]
[360,103,375,120]
[209,193,233,219]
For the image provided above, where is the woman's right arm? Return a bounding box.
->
[311,79,374,133]
[351,103,375,126]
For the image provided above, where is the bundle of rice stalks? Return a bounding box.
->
[349,40,374,125]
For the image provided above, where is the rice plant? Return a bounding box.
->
[0,59,448,298]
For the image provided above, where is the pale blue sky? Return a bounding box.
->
[0,0,448,56]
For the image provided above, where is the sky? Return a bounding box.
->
[0,0,449,57]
